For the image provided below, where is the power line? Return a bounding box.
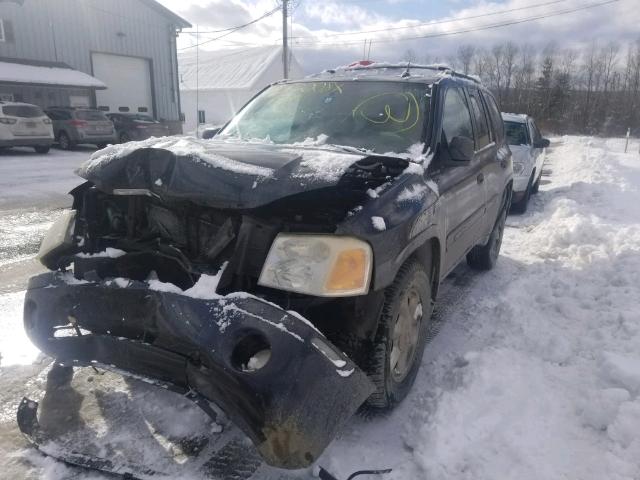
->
[292,0,620,48]
[291,0,573,40]
[179,6,280,50]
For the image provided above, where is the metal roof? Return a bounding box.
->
[0,58,106,89]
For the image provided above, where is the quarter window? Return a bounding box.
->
[441,87,474,145]
[468,90,491,149]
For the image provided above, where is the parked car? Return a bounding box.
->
[45,107,117,150]
[106,113,170,143]
[502,113,550,213]
[23,64,512,473]
[0,101,53,153]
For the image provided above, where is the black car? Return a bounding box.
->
[22,64,512,473]
[106,113,170,143]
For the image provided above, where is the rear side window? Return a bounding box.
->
[481,91,504,143]
[441,87,474,144]
[75,110,108,121]
[2,105,44,118]
[467,90,491,149]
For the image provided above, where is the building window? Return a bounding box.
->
[198,110,206,124]
[118,106,130,112]
[0,20,5,42]
[138,107,148,113]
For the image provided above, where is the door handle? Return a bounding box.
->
[477,173,484,184]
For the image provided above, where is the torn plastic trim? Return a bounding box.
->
[23,272,375,469]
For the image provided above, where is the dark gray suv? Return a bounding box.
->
[23,64,512,474]
[46,107,117,150]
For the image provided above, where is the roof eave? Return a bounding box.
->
[140,0,192,29]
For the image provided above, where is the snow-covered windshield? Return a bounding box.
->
[220,81,429,152]
[505,121,530,146]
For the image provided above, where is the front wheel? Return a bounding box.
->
[366,259,433,410]
[34,145,50,154]
[57,132,74,150]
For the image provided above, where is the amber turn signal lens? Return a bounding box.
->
[325,248,368,292]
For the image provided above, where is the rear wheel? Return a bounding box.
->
[467,200,507,271]
[119,133,131,144]
[57,132,74,150]
[34,145,50,154]
[511,174,533,214]
[366,259,433,409]
[96,143,108,149]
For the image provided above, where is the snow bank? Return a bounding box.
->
[0,291,41,366]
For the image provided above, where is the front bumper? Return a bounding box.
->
[23,272,374,469]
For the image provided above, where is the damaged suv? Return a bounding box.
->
[22,64,512,472]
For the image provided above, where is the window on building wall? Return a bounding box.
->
[0,20,5,42]
[198,110,206,124]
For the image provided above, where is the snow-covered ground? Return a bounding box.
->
[0,146,89,210]
[0,136,639,479]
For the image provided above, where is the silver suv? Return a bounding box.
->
[0,102,54,153]
[45,107,117,150]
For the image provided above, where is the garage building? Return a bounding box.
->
[0,0,190,133]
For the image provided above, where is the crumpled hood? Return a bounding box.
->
[76,137,380,209]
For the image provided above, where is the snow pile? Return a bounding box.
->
[397,184,428,203]
[83,137,275,177]
[371,216,386,231]
[0,291,41,366]
[76,248,126,259]
[286,148,363,182]
[321,136,640,480]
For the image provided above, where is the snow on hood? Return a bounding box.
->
[77,136,427,209]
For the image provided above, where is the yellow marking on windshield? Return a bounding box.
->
[352,92,420,133]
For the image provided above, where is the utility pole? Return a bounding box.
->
[282,0,289,79]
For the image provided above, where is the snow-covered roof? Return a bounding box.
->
[178,46,283,91]
[502,112,529,123]
[0,60,107,89]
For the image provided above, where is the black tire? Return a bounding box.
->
[366,259,433,409]
[531,171,541,194]
[119,133,131,144]
[467,201,507,271]
[57,132,74,150]
[34,145,50,154]
[511,174,533,214]
[96,143,108,149]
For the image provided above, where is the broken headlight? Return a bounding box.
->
[38,210,76,267]
[258,235,373,297]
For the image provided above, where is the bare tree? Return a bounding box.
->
[457,44,476,75]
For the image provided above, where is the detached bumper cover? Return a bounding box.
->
[24,272,374,469]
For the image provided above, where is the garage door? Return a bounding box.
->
[92,53,154,116]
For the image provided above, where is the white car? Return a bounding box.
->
[0,101,54,154]
[502,113,550,213]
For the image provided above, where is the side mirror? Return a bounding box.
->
[449,136,474,163]
[202,128,220,140]
[534,138,550,148]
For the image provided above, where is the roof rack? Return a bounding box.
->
[343,63,482,84]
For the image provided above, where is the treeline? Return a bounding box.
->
[404,39,640,136]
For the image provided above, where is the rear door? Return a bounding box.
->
[433,85,488,274]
